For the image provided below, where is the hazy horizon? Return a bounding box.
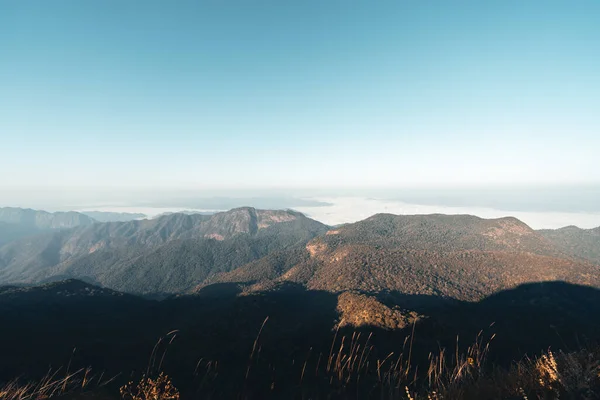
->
[1,185,599,230]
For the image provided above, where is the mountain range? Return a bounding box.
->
[0,207,96,229]
[0,207,328,295]
[0,207,147,246]
[2,206,600,398]
[0,207,95,246]
[79,211,147,222]
[206,213,600,300]
[1,206,599,300]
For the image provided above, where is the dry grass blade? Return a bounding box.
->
[245,316,269,381]
[0,367,97,400]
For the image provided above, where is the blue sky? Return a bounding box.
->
[1,1,599,190]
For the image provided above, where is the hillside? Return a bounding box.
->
[0,208,328,295]
[538,225,600,264]
[80,211,147,222]
[209,214,600,300]
[0,221,40,246]
[0,207,96,245]
[3,210,600,300]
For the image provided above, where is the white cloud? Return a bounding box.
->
[295,197,600,229]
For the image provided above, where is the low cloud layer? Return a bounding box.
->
[295,197,600,230]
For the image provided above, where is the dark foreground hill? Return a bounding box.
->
[1,279,600,399]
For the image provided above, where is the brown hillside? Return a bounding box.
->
[208,214,600,300]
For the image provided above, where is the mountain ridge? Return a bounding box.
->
[2,208,600,300]
[204,213,600,300]
[0,207,97,245]
[538,224,600,265]
[0,207,329,295]
[0,207,95,229]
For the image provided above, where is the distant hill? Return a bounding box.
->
[538,225,600,264]
[155,210,218,218]
[208,214,600,300]
[80,211,147,222]
[0,207,95,229]
[0,207,328,295]
[0,207,96,245]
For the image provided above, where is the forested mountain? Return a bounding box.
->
[538,225,600,264]
[0,207,96,245]
[2,209,600,301]
[0,208,328,295]
[207,214,600,300]
[0,221,40,246]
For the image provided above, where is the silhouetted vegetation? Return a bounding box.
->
[2,280,600,399]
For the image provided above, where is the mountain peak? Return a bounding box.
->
[202,207,304,239]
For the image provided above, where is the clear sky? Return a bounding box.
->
[1,1,599,190]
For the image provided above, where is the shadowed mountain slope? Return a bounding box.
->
[1,279,600,398]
